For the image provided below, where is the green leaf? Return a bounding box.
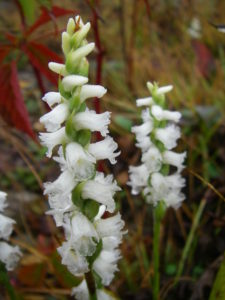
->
[114,115,132,132]
[88,239,103,268]
[18,0,37,25]
[51,252,83,288]
[83,200,99,221]
[71,182,86,209]
[209,254,225,300]
[65,114,77,140]
[76,129,91,147]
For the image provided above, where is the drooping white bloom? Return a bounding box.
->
[62,75,88,91]
[93,248,121,286]
[42,92,62,108]
[136,97,153,107]
[44,170,76,202]
[40,103,69,132]
[73,110,111,136]
[156,85,173,95]
[0,215,15,240]
[0,191,22,270]
[151,105,181,122]
[57,241,89,276]
[128,82,186,208]
[39,127,68,157]
[48,62,68,76]
[72,280,116,300]
[88,136,120,164]
[80,84,107,102]
[70,212,98,256]
[65,142,96,180]
[82,172,121,213]
[162,151,186,172]
[155,124,181,150]
[94,213,125,239]
[128,164,149,195]
[141,146,162,173]
[0,242,22,271]
[0,191,7,212]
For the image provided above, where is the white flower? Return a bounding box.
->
[73,110,111,137]
[80,84,107,102]
[42,92,62,108]
[135,135,152,152]
[162,151,186,172]
[136,97,153,107]
[65,142,96,180]
[145,172,185,207]
[40,103,69,132]
[39,127,68,157]
[57,241,89,276]
[0,242,22,271]
[151,105,181,122]
[141,146,162,173]
[156,85,173,95]
[72,280,116,300]
[0,191,7,212]
[70,43,95,64]
[70,212,98,256]
[93,248,121,286]
[155,124,181,150]
[132,108,153,136]
[88,136,120,164]
[128,164,149,195]
[44,170,76,206]
[0,214,15,240]
[48,62,67,76]
[62,75,88,92]
[95,213,125,239]
[82,173,120,213]
[71,280,89,300]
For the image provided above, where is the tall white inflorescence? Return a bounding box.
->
[39,16,125,298]
[0,191,21,271]
[128,82,186,208]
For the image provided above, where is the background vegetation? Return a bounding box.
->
[0,0,225,299]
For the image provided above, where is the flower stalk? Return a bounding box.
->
[39,15,125,299]
[128,82,186,299]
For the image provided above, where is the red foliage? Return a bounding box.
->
[24,42,63,86]
[0,61,36,139]
[0,5,76,139]
[26,6,75,36]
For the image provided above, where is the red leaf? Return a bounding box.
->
[192,40,215,77]
[26,6,76,36]
[24,41,63,86]
[0,61,36,140]
[0,46,11,63]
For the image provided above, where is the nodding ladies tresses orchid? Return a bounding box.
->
[39,16,125,298]
[128,82,186,300]
[128,82,186,209]
[0,191,21,271]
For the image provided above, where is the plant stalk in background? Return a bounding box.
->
[128,82,186,300]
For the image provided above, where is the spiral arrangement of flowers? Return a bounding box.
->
[0,191,21,271]
[128,82,186,209]
[39,16,125,298]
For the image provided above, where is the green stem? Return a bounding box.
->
[175,198,206,283]
[0,262,17,300]
[85,271,97,300]
[153,202,165,300]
